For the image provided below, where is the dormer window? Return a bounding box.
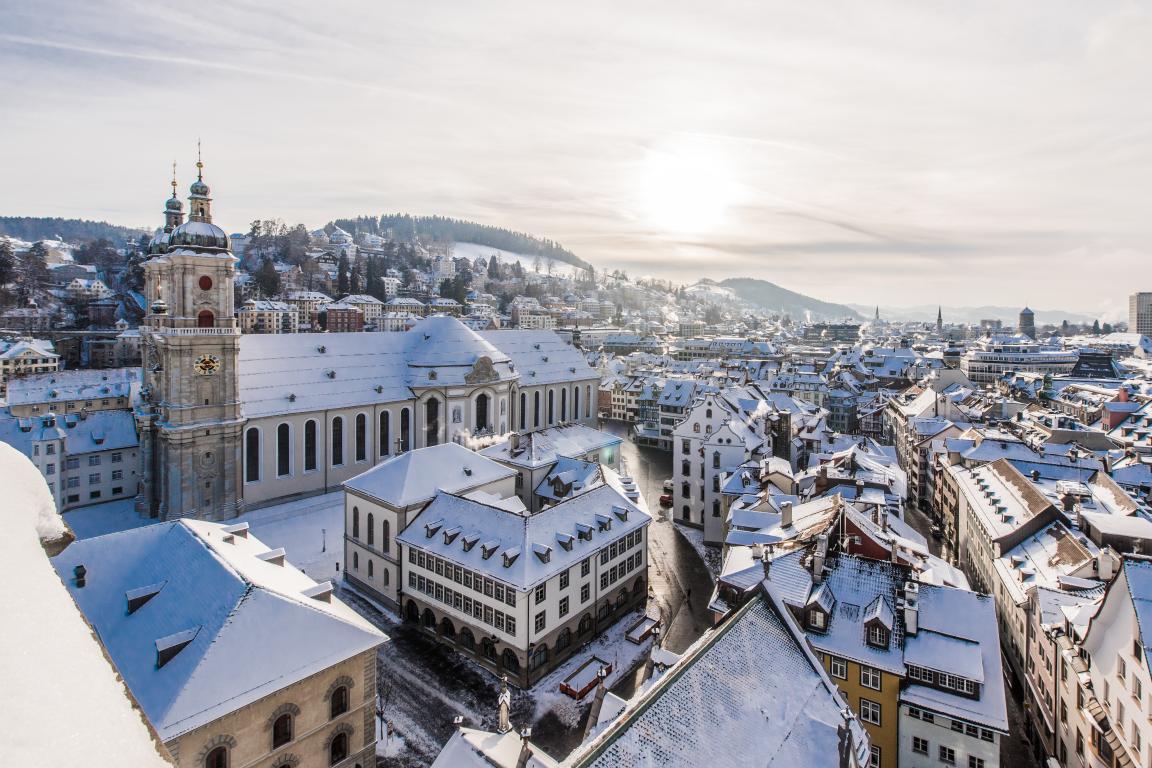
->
[866,623,889,649]
[807,608,828,632]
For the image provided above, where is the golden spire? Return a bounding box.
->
[171,161,178,197]
[196,139,203,180]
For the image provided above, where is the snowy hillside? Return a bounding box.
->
[452,241,573,273]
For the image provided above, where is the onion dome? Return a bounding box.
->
[169,220,230,251]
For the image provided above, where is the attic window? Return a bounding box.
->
[443,527,462,545]
[424,520,444,538]
[463,467,472,476]
[612,505,629,522]
[542,356,549,362]
[327,370,336,379]
[156,627,200,668]
[302,581,334,603]
[256,548,286,566]
[126,582,165,614]
[596,514,612,532]
[317,345,327,353]
[481,541,500,560]
[502,548,521,567]
[429,371,438,381]
[533,544,552,563]
[556,533,575,551]
[222,522,250,538]
[866,623,889,649]
[576,523,593,541]
[462,534,479,552]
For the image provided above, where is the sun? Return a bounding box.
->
[638,137,738,235]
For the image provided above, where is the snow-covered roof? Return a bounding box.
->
[481,424,622,470]
[6,367,139,407]
[0,444,169,766]
[344,443,515,508]
[398,472,651,591]
[51,520,386,741]
[571,589,869,768]
[432,727,557,768]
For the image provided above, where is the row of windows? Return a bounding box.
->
[910,738,984,768]
[907,706,995,741]
[245,409,413,483]
[410,572,517,636]
[907,664,977,695]
[598,529,643,565]
[534,559,591,605]
[409,548,517,607]
[517,385,593,431]
[350,507,390,553]
[600,551,642,590]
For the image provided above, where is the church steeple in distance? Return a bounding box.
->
[936,306,943,333]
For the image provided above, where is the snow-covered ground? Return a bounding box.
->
[242,491,345,582]
[64,497,155,540]
[452,241,575,275]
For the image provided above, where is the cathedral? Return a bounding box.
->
[137,159,600,520]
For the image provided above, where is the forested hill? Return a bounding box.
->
[0,216,149,244]
[719,277,863,321]
[331,214,590,270]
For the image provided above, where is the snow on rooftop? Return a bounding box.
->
[0,443,170,766]
[344,443,515,508]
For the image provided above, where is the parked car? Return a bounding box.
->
[659,493,673,507]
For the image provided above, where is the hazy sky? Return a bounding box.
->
[2,1,1150,315]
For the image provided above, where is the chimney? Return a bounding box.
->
[497,676,512,734]
[855,478,865,499]
[516,728,534,768]
[812,533,828,584]
[1098,552,1114,581]
[583,667,609,742]
[880,510,889,533]
[1031,469,1040,482]
[780,501,794,528]
[509,432,521,452]
[904,583,920,635]
[1119,386,1130,403]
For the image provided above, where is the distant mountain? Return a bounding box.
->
[717,278,864,321]
[849,303,1104,326]
[0,216,149,244]
[331,213,591,271]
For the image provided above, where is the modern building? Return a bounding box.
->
[959,336,1078,384]
[1130,292,1152,336]
[238,299,297,334]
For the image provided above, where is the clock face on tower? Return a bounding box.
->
[194,354,221,376]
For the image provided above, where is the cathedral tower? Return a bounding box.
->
[137,154,245,520]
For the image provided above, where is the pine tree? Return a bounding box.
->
[21,241,50,292]
[1092,319,1101,334]
[337,254,350,296]
[0,238,15,287]
[255,258,282,297]
[487,255,500,280]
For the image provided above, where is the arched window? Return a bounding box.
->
[533,392,541,428]
[502,648,520,673]
[379,411,390,456]
[712,451,720,469]
[353,551,358,570]
[368,559,374,578]
[481,639,497,661]
[272,713,293,749]
[706,408,713,419]
[330,686,349,719]
[557,627,571,650]
[400,408,411,452]
[197,309,214,328]
[519,392,527,430]
[530,644,549,670]
[245,427,260,483]
[277,423,291,477]
[547,390,555,424]
[367,513,375,546]
[579,614,593,635]
[383,569,389,586]
[205,746,228,768]
[560,388,567,421]
[476,393,490,432]
[459,627,475,651]
[425,399,440,447]
[586,385,591,418]
[355,413,367,462]
[329,732,348,765]
[352,506,360,538]
[331,416,344,466]
[573,387,580,421]
[382,519,390,553]
[304,420,317,472]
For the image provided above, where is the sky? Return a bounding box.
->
[1,1,1150,316]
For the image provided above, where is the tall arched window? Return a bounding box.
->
[560,388,567,421]
[476,393,490,432]
[245,427,260,483]
[352,506,360,538]
[382,520,390,553]
[368,559,374,578]
[197,309,214,328]
[277,423,291,477]
[331,417,344,466]
[519,392,527,430]
[304,420,317,472]
[712,451,721,469]
[425,398,440,447]
[367,513,375,546]
[329,732,348,765]
[379,411,390,456]
[355,413,367,462]
[548,390,555,424]
[400,408,411,452]
[574,387,580,421]
[534,391,541,427]
[585,385,591,418]
[205,746,228,768]
[383,569,390,586]
[272,713,293,749]
[330,686,349,718]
